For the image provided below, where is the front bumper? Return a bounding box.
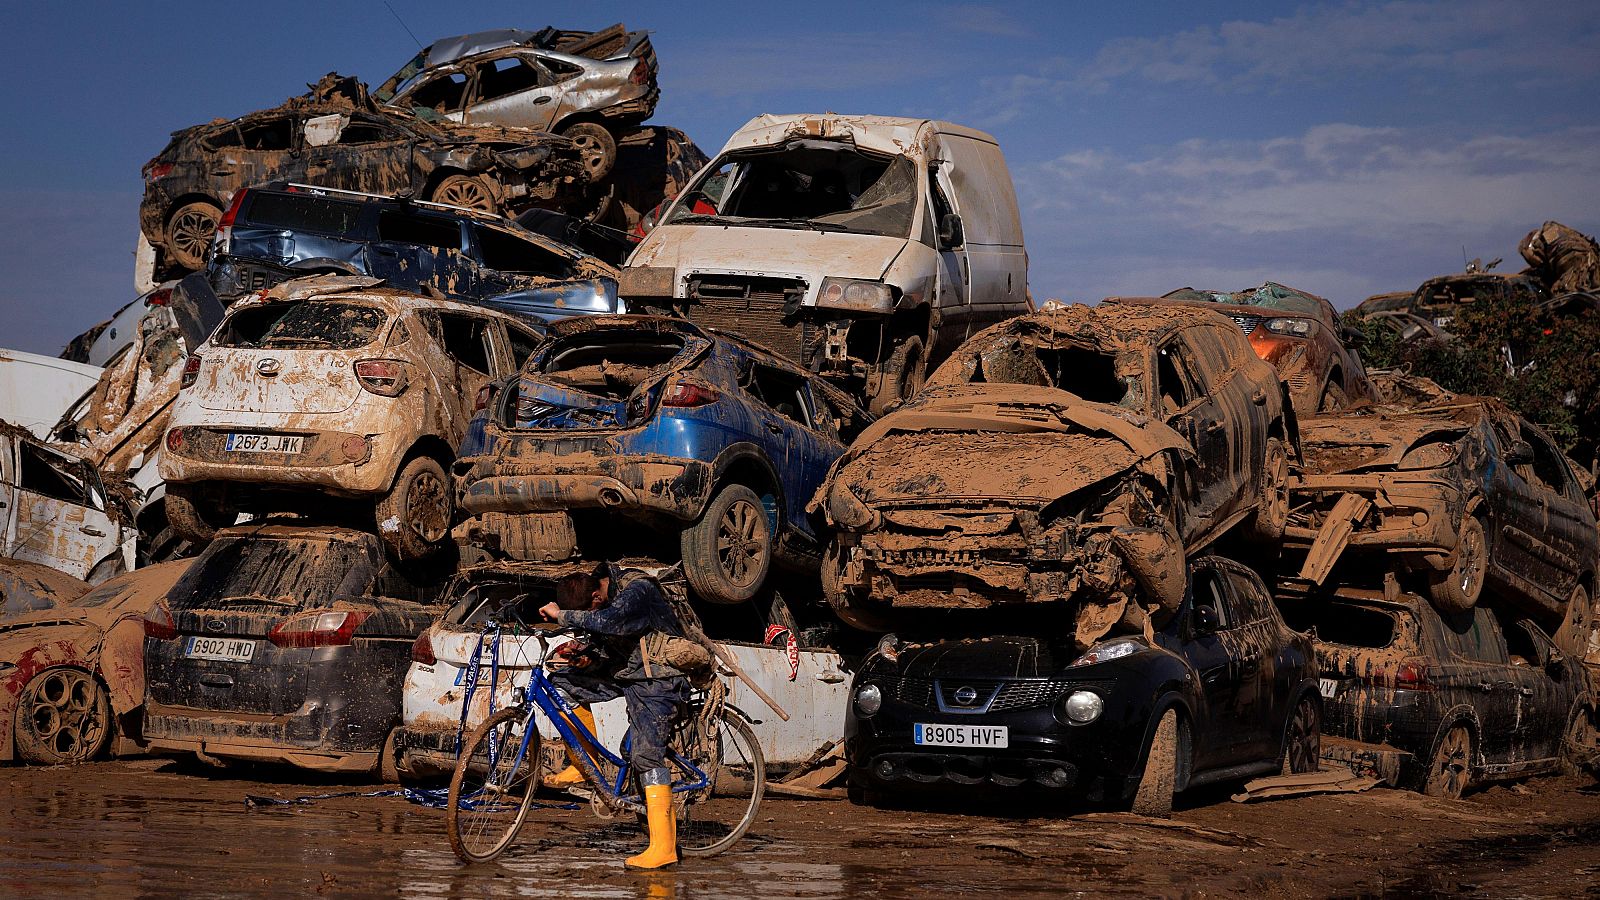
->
[461,456,711,521]
[1286,476,1461,562]
[161,425,398,496]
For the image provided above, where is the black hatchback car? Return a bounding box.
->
[141,524,442,777]
[845,557,1321,816]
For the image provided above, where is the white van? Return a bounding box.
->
[621,114,1030,412]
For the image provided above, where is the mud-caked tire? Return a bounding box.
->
[1242,437,1290,547]
[14,668,114,765]
[1418,723,1472,799]
[1560,704,1600,778]
[164,483,232,545]
[682,483,772,605]
[430,173,499,213]
[1319,379,1349,413]
[376,728,403,784]
[560,121,617,181]
[1130,709,1179,817]
[166,200,221,271]
[1428,516,1487,615]
[376,456,454,562]
[869,336,926,416]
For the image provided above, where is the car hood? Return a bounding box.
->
[1301,407,1475,473]
[628,225,909,284]
[878,636,1066,680]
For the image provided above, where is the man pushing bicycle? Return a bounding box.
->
[539,562,697,870]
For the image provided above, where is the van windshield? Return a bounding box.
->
[666,143,917,238]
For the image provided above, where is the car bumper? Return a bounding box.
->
[460,457,711,520]
[161,425,399,495]
[1286,477,1461,561]
[142,701,381,773]
[394,723,462,776]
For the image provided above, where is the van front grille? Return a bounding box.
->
[683,276,820,365]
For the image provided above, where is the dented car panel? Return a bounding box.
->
[0,423,134,582]
[816,304,1293,646]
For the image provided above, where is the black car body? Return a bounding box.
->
[141,524,440,775]
[845,557,1320,812]
[206,183,620,322]
[1277,585,1598,798]
[139,74,585,275]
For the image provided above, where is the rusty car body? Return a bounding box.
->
[1355,271,1546,335]
[1287,396,1599,651]
[158,277,546,561]
[375,24,658,181]
[1107,282,1374,416]
[1276,584,1598,799]
[141,524,439,776]
[813,303,1295,647]
[139,74,586,275]
[1,559,191,765]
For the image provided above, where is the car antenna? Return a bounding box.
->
[383,1,426,50]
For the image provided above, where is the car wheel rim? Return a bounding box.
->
[715,499,766,588]
[1435,729,1469,796]
[407,470,450,542]
[173,209,216,260]
[438,178,493,211]
[1458,525,1485,596]
[1266,444,1289,527]
[1289,700,1319,773]
[26,670,103,759]
[570,134,607,178]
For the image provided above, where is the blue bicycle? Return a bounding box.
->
[445,622,765,863]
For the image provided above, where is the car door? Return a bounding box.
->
[1434,606,1518,762]
[925,164,971,353]
[396,69,474,123]
[3,438,121,579]
[299,114,417,196]
[371,209,471,298]
[425,311,502,444]
[1220,564,1293,759]
[742,362,832,542]
[461,53,563,130]
[1180,564,1258,769]
[1155,334,1233,543]
[1520,425,1592,597]
[1501,619,1567,762]
[201,115,297,195]
[468,223,610,321]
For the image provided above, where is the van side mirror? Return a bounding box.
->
[1193,605,1220,635]
[1506,440,1534,465]
[938,212,964,249]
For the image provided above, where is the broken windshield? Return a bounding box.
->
[213,301,391,351]
[938,338,1148,411]
[1163,283,1323,316]
[666,143,917,238]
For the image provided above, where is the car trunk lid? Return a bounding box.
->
[196,299,392,414]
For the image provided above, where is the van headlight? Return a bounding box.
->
[818,278,894,314]
[854,683,883,718]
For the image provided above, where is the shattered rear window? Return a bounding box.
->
[168,536,377,611]
[536,332,688,399]
[1279,600,1398,648]
[444,574,556,627]
[1303,430,1466,473]
[242,194,365,237]
[214,302,391,351]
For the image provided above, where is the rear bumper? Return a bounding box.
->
[394,724,460,776]
[161,425,401,495]
[461,457,711,520]
[143,701,382,773]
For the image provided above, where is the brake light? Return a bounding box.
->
[411,630,437,665]
[474,383,498,412]
[215,190,247,252]
[354,359,409,396]
[146,288,172,307]
[143,161,173,183]
[1362,657,1434,691]
[629,59,649,85]
[143,602,177,640]
[660,381,719,407]
[268,610,372,649]
[181,353,202,388]
[166,428,185,453]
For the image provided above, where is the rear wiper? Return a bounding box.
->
[213,595,300,607]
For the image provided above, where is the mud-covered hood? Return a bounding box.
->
[1301,408,1474,473]
[628,226,908,284]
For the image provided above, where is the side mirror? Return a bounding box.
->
[1507,440,1535,466]
[1193,605,1220,635]
[938,212,964,249]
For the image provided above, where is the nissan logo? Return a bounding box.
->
[205,619,226,633]
[954,686,979,706]
[257,358,281,376]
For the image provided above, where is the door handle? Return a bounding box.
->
[533,96,552,104]
[210,169,235,176]
[816,672,846,684]
[80,526,105,537]
[1478,682,1495,692]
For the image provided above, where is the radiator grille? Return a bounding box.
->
[684,276,820,365]
[873,676,1104,713]
[1230,314,1262,335]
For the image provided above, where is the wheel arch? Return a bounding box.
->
[163,192,225,228]
[1141,688,1197,791]
[708,444,784,531]
[389,435,457,492]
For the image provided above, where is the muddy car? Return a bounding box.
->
[159,278,548,561]
[1107,283,1374,415]
[846,557,1320,816]
[1,422,135,582]
[141,524,439,777]
[139,74,585,275]
[457,315,869,604]
[206,183,619,320]
[1358,271,1546,333]
[2,559,192,765]
[1276,585,1598,799]
[1287,396,1599,652]
[814,303,1295,645]
[0,558,89,619]
[375,24,658,181]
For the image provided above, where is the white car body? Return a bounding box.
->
[0,426,133,581]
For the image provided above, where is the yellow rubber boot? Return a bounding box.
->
[543,705,597,788]
[625,784,678,869]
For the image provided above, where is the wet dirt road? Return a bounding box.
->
[2,759,1598,898]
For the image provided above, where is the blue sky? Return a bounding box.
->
[2,0,1597,356]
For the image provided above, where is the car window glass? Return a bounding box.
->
[1222,569,1268,623]
[1192,568,1230,630]
[1278,600,1398,648]
[743,363,812,427]
[1156,342,1195,415]
[167,536,376,611]
[475,226,570,276]
[1503,619,1545,667]
[475,57,546,101]
[1438,607,1508,664]
[15,442,96,508]
[436,313,494,374]
[1520,425,1570,496]
[214,302,389,351]
[409,71,471,113]
[204,123,244,149]
[377,211,462,250]
[243,194,364,236]
[235,117,292,151]
[507,327,541,370]
[539,56,582,81]
[336,119,397,145]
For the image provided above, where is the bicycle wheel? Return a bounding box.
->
[447,706,542,863]
[678,712,765,857]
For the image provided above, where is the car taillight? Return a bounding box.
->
[660,381,720,407]
[1362,657,1434,691]
[166,428,185,453]
[143,161,173,182]
[143,602,177,640]
[146,288,172,307]
[411,630,437,665]
[215,190,247,252]
[181,353,202,388]
[268,610,372,649]
[354,359,409,396]
[474,383,498,412]
[629,59,649,85]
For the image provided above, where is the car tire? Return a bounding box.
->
[166,200,222,271]
[681,483,773,605]
[164,483,231,545]
[377,728,403,784]
[1560,704,1600,778]
[1280,694,1322,775]
[1242,437,1290,546]
[1319,379,1348,412]
[376,456,454,562]
[1427,515,1487,614]
[14,668,114,765]
[560,121,617,181]
[1130,708,1179,817]
[1420,723,1472,799]
[430,173,498,213]
[869,336,926,416]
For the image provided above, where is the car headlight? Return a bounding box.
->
[854,683,883,718]
[1061,690,1104,724]
[818,278,894,314]
[1069,638,1144,668]
[1264,317,1317,337]
[825,481,880,531]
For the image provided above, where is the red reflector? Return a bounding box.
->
[146,288,172,307]
[268,610,372,648]
[660,382,719,407]
[143,602,177,640]
[411,630,437,665]
[165,428,185,453]
[144,162,173,182]
[180,353,201,388]
[354,359,408,396]
[217,190,246,231]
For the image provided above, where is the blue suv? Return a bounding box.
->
[456,315,869,604]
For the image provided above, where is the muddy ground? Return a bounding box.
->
[2,760,1597,898]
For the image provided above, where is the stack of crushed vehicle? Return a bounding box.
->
[2,21,1597,835]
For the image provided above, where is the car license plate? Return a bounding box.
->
[225,432,303,454]
[1319,677,1339,699]
[185,636,255,663]
[913,723,1008,748]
